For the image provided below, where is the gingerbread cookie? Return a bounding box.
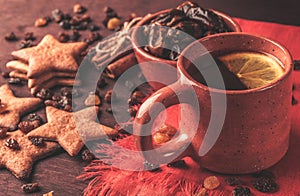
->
[0,84,42,130]
[0,130,61,179]
[28,106,117,156]
[11,34,87,78]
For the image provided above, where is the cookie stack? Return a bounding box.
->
[6,34,87,94]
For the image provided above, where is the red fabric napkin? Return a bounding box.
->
[79,18,300,195]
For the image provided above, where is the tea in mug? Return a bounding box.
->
[189,51,284,90]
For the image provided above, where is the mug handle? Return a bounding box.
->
[134,81,198,165]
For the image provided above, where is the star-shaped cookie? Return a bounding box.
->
[27,106,117,156]
[11,34,87,78]
[0,84,42,129]
[0,130,60,179]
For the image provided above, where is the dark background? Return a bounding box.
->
[0,0,299,195]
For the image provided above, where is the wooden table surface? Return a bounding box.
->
[0,0,299,195]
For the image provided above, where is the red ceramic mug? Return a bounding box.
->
[134,33,293,174]
[131,8,241,91]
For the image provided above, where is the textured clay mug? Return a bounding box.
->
[134,33,293,174]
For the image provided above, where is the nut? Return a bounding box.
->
[34,18,48,27]
[107,17,121,30]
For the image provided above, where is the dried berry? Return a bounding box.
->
[64,104,72,112]
[57,32,70,42]
[203,176,220,190]
[103,6,114,13]
[24,32,36,41]
[35,88,53,100]
[107,17,121,30]
[143,160,161,172]
[4,32,18,41]
[292,95,298,105]
[73,4,87,14]
[225,176,243,186]
[18,121,35,134]
[44,100,59,107]
[128,107,137,117]
[85,32,102,45]
[1,71,10,78]
[97,78,107,88]
[70,30,81,42]
[52,9,64,23]
[252,177,278,193]
[28,136,45,147]
[60,87,72,98]
[104,90,113,103]
[18,40,35,49]
[294,60,300,70]
[85,92,101,106]
[21,182,40,193]
[232,186,251,196]
[167,160,186,167]
[59,20,71,30]
[34,18,48,27]
[0,127,8,139]
[81,149,95,162]
[7,77,22,85]
[128,91,146,105]
[58,96,71,108]
[5,138,20,150]
[153,124,177,144]
[27,113,42,124]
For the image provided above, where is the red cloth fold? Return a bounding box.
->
[79,18,300,195]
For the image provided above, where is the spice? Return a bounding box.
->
[232,186,251,196]
[21,183,40,193]
[0,127,8,139]
[28,136,45,147]
[81,149,95,162]
[85,92,101,106]
[4,32,18,41]
[153,124,177,144]
[252,177,278,193]
[107,17,121,30]
[5,138,20,150]
[18,121,35,134]
[34,18,48,27]
[73,4,87,14]
[7,77,22,85]
[203,176,220,190]
[35,88,53,100]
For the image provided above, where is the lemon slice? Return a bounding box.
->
[218,52,284,89]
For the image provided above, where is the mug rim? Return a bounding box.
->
[131,8,242,67]
[177,32,293,95]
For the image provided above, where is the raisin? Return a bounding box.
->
[18,40,35,49]
[35,88,53,100]
[232,186,251,196]
[0,127,8,139]
[107,17,121,30]
[18,121,35,134]
[4,32,18,41]
[44,100,59,108]
[5,138,20,150]
[24,32,36,41]
[7,77,22,85]
[203,176,220,190]
[292,95,298,105]
[127,107,137,117]
[252,177,278,193]
[70,30,81,42]
[64,104,72,112]
[58,96,72,108]
[21,183,40,193]
[97,78,107,88]
[252,170,275,179]
[104,90,113,103]
[294,60,300,70]
[58,32,70,42]
[27,113,42,123]
[88,24,100,32]
[81,149,95,162]
[167,159,186,167]
[28,136,45,147]
[225,176,243,186]
[143,160,161,172]
[60,87,72,98]
[59,20,71,30]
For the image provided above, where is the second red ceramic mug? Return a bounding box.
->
[134,33,293,174]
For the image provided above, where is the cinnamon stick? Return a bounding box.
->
[105,52,137,79]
